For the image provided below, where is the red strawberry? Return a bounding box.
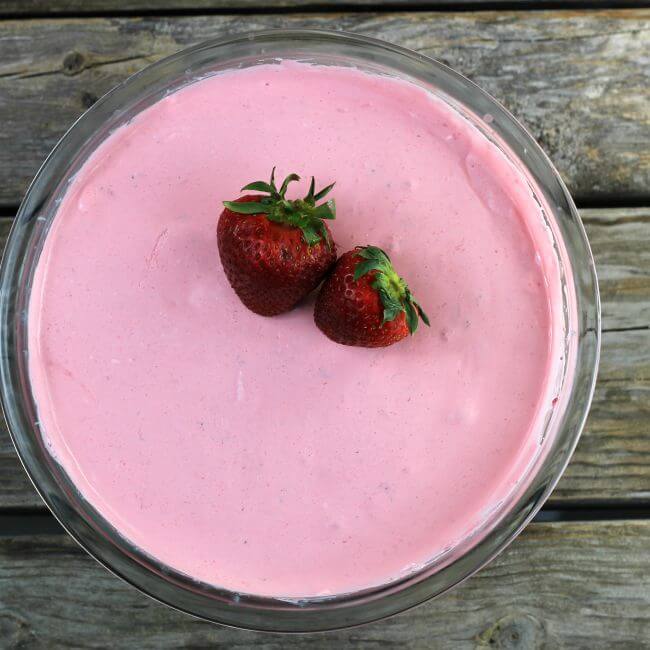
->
[314,246,429,347]
[218,169,337,316]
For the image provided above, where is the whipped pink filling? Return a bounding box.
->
[29,61,564,598]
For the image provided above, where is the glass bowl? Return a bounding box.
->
[0,29,600,632]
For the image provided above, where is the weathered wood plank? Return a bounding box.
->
[0,10,648,207]
[0,218,33,509]
[0,0,634,15]
[583,208,650,332]
[1,208,648,507]
[553,331,649,502]
[1,521,649,647]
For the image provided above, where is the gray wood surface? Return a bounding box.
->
[0,0,630,14]
[1,5,649,647]
[1,208,648,508]
[1,521,649,648]
[0,10,648,207]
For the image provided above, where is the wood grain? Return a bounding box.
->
[0,0,635,15]
[583,208,650,332]
[0,207,648,507]
[1,521,649,648]
[0,10,648,207]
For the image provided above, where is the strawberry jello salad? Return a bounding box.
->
[28,61,564,598]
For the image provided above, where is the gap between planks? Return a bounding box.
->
[3,199,649,215]
[3,501,650,538]
[2,1,650,21]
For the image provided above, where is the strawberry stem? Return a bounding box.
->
[353,246,430,335]
[223,168,336,247]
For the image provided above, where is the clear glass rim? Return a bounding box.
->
[0,28,601,632]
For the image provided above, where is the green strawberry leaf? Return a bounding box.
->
[404,301,419,334]
[358,246,391,264]
[279,173,301,196]
[241,181,274,193]
[314,182,336,202]
[353,259,384,281]
[353,245,430,336]
[300,224,322,246]
[224,168,336,246]
[414,301,430,327]
[384,305,402,323]
[312,200,336,220]
[305,177,316,204]
[317,221,333,249]
[223,201,271,214]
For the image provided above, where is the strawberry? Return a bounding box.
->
[218,169,337,316]
[314,245,429,347]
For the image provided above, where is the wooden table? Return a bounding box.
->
[1,3,648,647]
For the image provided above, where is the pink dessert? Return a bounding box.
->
[28,61,564,598]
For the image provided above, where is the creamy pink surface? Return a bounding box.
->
[29,62,562,598]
